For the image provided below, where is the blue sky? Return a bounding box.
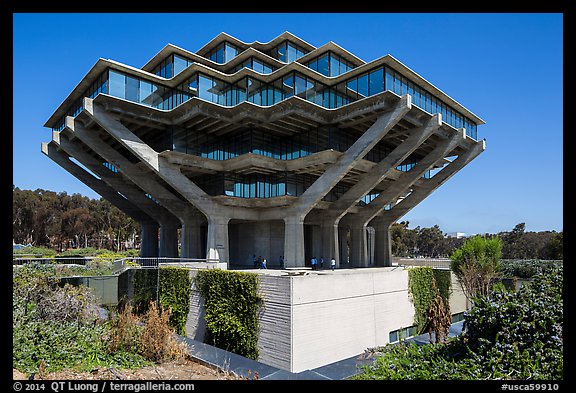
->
[12,13,563,235]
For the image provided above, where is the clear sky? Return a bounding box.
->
[12,13,563,235]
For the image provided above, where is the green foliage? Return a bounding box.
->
[407,267,452,334]
[132,269,158,315]
[355,265,563,380]
[195,270,262,360]
[158,267,191,336]
[450,235,502,301]
[13,265,151,375]
[499,259,562,279]
[13,246,57,257]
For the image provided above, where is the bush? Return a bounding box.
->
[195,270,262,360]
[158,267,191,336]
[450,235,502,302]
[407,267,452,335]
[138,302,187,362]
[354,264,563,380]
[499,259,562,279]
[13,246,57,257]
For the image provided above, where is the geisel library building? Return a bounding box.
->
[43,32,485,372]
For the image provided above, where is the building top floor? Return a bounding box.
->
[44,32,484,138]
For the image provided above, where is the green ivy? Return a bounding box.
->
[407,267,452,334]
[158,267,191,336]
[132,269,157,314]
[195,270,262,360]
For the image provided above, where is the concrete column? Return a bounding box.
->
[206,216,229,264]
[159,224,179,258]
[373,220,393,266]
[321,220,339,265]
[367,226,375,265]
[140,223,159,257]
[181,219,203,259]
[284,215,305,268]
[338,226,349,267]
[349,223,368,267]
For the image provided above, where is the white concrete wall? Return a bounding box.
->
[185,267,469,373]
[290,268,414,372]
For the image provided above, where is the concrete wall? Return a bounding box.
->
[185,267,468,373]
[229,220,284,266]
[290,268,414,372]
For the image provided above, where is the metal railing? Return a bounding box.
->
[13,255,227,272]
[394,258,452,269]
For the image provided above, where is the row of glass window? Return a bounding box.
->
[271,40,307,63]
[231,57,275,74]
[206,42,240,64]
[306,51,354,77]
[53,65,479,140]
[171,127,391,163]
[152,54,194,79]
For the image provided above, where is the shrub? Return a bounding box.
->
[499,259,562,279]
[158,267,191,336]
[13,246,57,257]
[407,267,452,336]
[195,270,262,359]
[138,302,187,362]
[354,264,563,380]
[450,235,502,302]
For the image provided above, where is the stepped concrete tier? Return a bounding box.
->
[42,32,485,266]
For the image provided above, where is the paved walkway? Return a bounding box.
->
[177,321,465,380]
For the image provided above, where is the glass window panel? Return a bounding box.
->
[357,74,369,97]
[346,78,358,100]
[263,63,273,74]
[287,43,297,63]
[198,75,214,102]
[108,70,125,99]
[224,43,238,63]
[174,55,189,76]
[294,75,307,98]
[253,59,264,74]
[317,54,329,76]
[283,75,294,97]
[308,59,318,72]
[329,54,340,77]
[385,68,394,91]
[125,76,139,102]
[369,68,384,95]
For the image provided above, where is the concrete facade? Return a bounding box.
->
[186,267,468,373]
[43,32,484,267]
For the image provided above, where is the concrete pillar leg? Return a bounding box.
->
[321,220,339,267]
[338,227,349,267]
[159,224,179,258]
[367,226,375,266]
[284,215,305,268]
[374,222,393,266]
[181,219,202,258]
[140,223,159,257]
[350,224,368,267]
[206,216,229,264]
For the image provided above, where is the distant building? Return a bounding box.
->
[446,232,467,239]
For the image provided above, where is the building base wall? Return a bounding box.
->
[185,267,468,373]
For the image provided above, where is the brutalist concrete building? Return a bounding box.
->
[43,32,485,268]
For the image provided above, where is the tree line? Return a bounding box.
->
[390,221,562,260]
[12,186,139,252]
[13,186,563,260]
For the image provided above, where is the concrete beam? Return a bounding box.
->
[53,132,180,228]
[288,95,412,218]
[378,139,486,225]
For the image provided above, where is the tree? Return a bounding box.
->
[450,235,502,304]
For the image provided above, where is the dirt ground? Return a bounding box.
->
[13,359,239,380]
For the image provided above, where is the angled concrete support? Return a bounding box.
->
[140,223,159,257]
[381,139,486,222]
[63,115,202,258]
[372,219,393,266]
[181,218,203,259]
[41,142,159,257]
[345,128,465,266]
[284,215,306,268]
[290,95,412,217]
[318,114,442,263]
[206,216,230,265]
